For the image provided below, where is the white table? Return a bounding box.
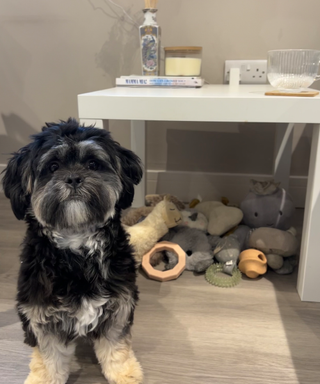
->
[78,84,320,302]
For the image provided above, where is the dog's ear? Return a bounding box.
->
[2,145,33,220]
[116,146,143,210]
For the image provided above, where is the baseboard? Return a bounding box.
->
[0,166,307,208]
[146,170,307,208]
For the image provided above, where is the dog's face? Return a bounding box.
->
[2,119,142,230]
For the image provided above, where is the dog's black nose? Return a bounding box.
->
[65,174,83,188]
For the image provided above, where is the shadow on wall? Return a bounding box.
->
[166,122,276,174]
[0,114,38,163]
[148,122,276,203]
[88,0,141,79]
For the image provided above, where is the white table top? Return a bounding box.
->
[78,84,320,123]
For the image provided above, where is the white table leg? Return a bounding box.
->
[79,119,108,130]
[297,124,320,302]
[273,123,294,191]
[130,120,146,207]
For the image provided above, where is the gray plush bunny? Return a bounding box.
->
[240,180,295,230]
[162,227,220,273]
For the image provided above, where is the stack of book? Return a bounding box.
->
[116,76,204,88]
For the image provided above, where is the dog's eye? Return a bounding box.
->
[88,161,98,171]
[49,163,59,173]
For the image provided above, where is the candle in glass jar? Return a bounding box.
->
[164,46,202,77]
[165,58,202,76]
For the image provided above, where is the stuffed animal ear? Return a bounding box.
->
[189,212,198,221]
[116,146,143,209]
[250,179,258,187]
[2,145,33,220]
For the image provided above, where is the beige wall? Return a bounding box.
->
[1,0,319,180]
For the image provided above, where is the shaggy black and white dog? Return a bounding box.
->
[2,119,143,384]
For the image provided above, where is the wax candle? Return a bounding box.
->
[165,47,202,77]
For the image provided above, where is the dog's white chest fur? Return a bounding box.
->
[20,297,109,337]
[49,229,105,257]
[73,298,109,336]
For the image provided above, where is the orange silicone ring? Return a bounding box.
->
[142,241,186,282]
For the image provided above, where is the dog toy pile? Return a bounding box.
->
[123,179,299,286]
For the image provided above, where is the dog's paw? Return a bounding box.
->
[24,375,38,384]
[24,374,66,384]
[24,374,47,384]
[105,354,143,384]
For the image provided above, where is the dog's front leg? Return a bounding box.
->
[24,335,75,384]
[94,334,143,384]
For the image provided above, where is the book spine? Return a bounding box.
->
[116,78,199,86]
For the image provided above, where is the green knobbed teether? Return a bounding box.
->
[205,263,242,288]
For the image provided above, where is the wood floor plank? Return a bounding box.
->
[0,194,319,384]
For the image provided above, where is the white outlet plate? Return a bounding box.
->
[224,60,267,84]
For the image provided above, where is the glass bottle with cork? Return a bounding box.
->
[139,0,161,76]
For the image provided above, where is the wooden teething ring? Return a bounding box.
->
[142,241,186,282]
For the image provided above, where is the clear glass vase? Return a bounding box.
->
[267,49,320,90]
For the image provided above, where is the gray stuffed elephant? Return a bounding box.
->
[162,226,219,273]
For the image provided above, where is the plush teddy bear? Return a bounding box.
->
[240,180,298,274]
[248,227,298,274]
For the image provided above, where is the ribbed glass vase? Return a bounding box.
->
[267,49,320,89]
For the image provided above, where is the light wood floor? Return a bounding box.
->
[0,194,319,384]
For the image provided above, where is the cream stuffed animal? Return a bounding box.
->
[124,196,182,265]
[195,201,243,236]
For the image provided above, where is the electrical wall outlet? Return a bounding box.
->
[224,60,267,84]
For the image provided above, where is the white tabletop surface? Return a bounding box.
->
[78,84,320,123]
